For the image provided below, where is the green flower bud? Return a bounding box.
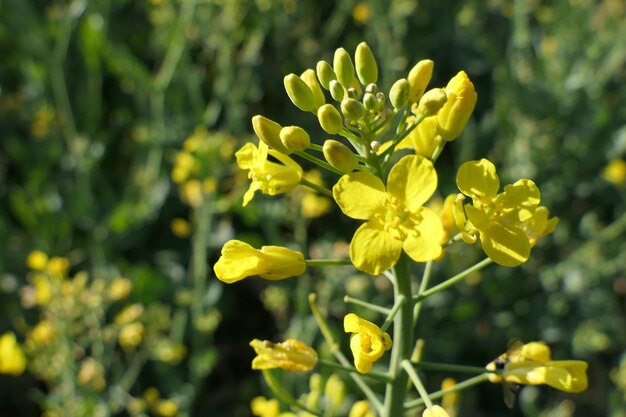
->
[408,59,434,102]
[416,88,448,117]
[355,42,378,85]
[317,104,344,134]
[365,83,378,94]
[375,92,386,111]
[347,87,359,99]
[323,139,358,173]
[341,98,366,121]
[284,73,316,112]
[251,115,289,154]
[333,47,355,89]
[329,80,345,102]
[363,92,378,112]
[280,126,310,152]
[301,69,325,110]
[389,78,410,110]
[316,60,336,90]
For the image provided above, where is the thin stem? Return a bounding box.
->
[404,374,491,410]
[262,370,323,416]
[413,258,494,303]
[401,359,433,409]
[305,259,352,267]
[412,261,433,323]
[308,293,384,413]
[430,137,446,162]
[380,295,406,333]
[343,296,392,315]
[318,359,392,382]
[299,178,333,197]
[413,361,495,375]
[295,150,345,175]
[309,143,325,153]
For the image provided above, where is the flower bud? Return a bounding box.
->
[362,92,378,112]
[408,59,434,102]
[365,83,378,94]
[438,71,477,141]
[284,73,316,112]
[389,78,410,110]
[316,60,336,90]
[341,98,366,121]
[323,139,358,173]
[333,47,355,88]
[251,115,289,154]
[300,69,325,109]
[317,104,344,134]
[416,88,447,117]
[329,80,345,101]
[280,126,310,152]
[355,41,378,85]
[250,339,318,372]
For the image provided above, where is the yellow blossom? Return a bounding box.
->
[343,313,392,373]
[423,405,450,417]
[213,240,306,284]
[437,71,477,142]
[179,179,204,207]
[45,256,70,279]
[349,400,376,417]
[26,250,48,271]
[170,217,192,238]
[28,320,55,346]
[486,341,588,393]
[108,277,132,301]
[115,304,144,325]
[601,159,626,185]
[396,116,441,159]
[31,274,53,305]
[441,378,459,417]
[236,141,303,206]
[454,159,557,266]
[155,399,178,417]
[333,154,445,275]
[0,332,26,376]
[118,322,144,348]
[249,339,318,372]
[251,396,280,417]
[77,357,106,391]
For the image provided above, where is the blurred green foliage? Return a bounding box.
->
[1,0,625,416]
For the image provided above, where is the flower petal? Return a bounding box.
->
[388,155,437,211]
[498,179,541,222]
[478,222,531,267]
[402,207,444,262]
[333,172,387,220]
[457,159,499,202]
[213,240,264,283]
[350,222,402,275]
[543,361,588,393]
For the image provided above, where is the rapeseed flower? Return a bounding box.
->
[250,339,317,372]
[0,332,26,376]
[333,154,444,275]
[349,400,376,417]
[213,240,306,284]
[236,141,303,206]
[344,313,392,373]
[423,405,451,417]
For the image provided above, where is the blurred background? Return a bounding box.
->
[1,0,625,416]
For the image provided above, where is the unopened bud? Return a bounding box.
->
[341,98,366,121]
[284,73,316,112]
[365,83,378,94]
[333,47,355,88]
[370,141,381,152]
[363,92,378,112]
[408,59,434,102]
[375,92,386,111]
[389,78,410,110]
[329,80,345,102]
[323,139,358,173]
[280,126,310,152]
[301,69,325,109]
[252,115,289,153]
[416,88,447,116]
[347,87,359,99]
[438,71,477,142]
[316,60,336,90]
[317,104,344,134]
[355,42,378,85]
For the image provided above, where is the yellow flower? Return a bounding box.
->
[170,217,192,238]
[396,115,441,159]
[115,304,144,325]
[77,357,106,391]
[155,399,178,417]
[486,341,588,393]
[26,250,48,271]
[349,400,376,417]
[437,71,477,142]
[213,240,306,284]
[251,396,280,417]
[108,277,133,301]
[422,405,450,417]
[249,339,318,372]
[440,378,459,417]
[333,154,445,275]
[455,159,554,266]
[0,332,26,376]
[28,320,55,346]
[343,313,392,373]
[236,141,303,207]
[118,323,144,348]
[601,159,626,185]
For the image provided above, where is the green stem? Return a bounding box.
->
[380,295,406,333]
[305,259,352,267]
[413,361,494,375]
[343,295,392,315]
[430,137,446,162]
[412,261,433,323]
[318,359,391,382]
[383,254,414,417]
[262,370,322,416]
[308,293,384,413]
[413,258,494,303]
[295,150,345,175]
[309,143,325,153]
[404,374,491,410]
[299,178,333,197]
[401,359,433,409]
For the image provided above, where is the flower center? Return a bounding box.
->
[373,196,419,240]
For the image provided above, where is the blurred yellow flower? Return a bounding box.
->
[26,250,48,271]
[251,396,280,417]
[155,399,178,417]
[0,332,26,376]
[441,378,459,417]
[108,277,132,301]
[77,357,106,391]
[28,320,55,346]
[170,217,192,238]
[601,159,626,185]
[213,240,306,284]
[115,304,144,325]
[45,256,70,279]
[423,405,450,417]
[249,339,317,372]
[118,323,144,348]
[32,274,53,305]
[349,400,376,417]
[333,154,444,275]
[352,3,371,24]
[179,179,204,207]
[344,313,392,373]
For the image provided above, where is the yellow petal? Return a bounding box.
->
[213,240,264,283]
[396,116,441,158]
[422,405,451,417]
[478,222,530,267]
[521,342,552,362]
[543,361,588,393]
[258,245,306,280]
[457,159,499,202]
[402,207,444,262]
[498,179,541,222]
[349,222,403,275]
[388,155,437,211]
[333,172,387,220]
[350,334,374,373]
